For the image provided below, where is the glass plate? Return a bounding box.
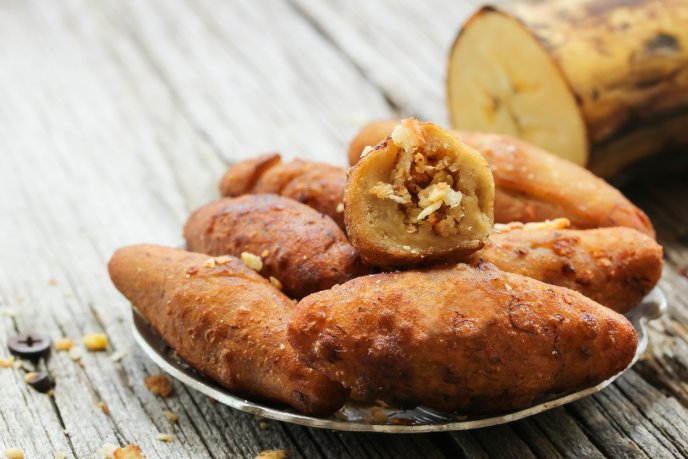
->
[131,288,666,433]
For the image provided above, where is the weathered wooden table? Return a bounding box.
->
[1,1,687,458]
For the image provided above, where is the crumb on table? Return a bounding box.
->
[98,401,110,415]
[83,333,108,352]
[163,410,178,423]
[145,374,173,397]
[255,450,287,459]
[156,433,175,443]
[55,338,74,351]
[114,445,144,459]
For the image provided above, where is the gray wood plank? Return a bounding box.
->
[0,0,687,458]
[471,425,537,459]
[106,0,394,168]
[441,431,491,459]
[289,0,481,122]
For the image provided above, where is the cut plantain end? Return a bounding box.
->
[448,0,688,177]
[448,9,588,166]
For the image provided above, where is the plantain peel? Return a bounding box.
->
[288,263,638,414]
[344,118,495,267]
[108,245,348,416]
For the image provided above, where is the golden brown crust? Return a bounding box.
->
[347,119,399,167]
[493,188,574,228]
[219,153,282,197]
[460,131,655,237]
[108,245,348,416]
[220,154,346,228]
[344,119,495,268]
[469,222,663,313]
[183,194,367,298]
[279,165,347,230]
[347,120,655,237]
[289,263,637,414]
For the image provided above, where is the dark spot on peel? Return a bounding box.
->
[645,33,680,54]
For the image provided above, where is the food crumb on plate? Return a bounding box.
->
[241,252,263,271]
[269,276,283,290]
[370,406,388,424]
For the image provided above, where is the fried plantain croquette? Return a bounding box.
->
[469,219,663,313]
[219,153,347,228]
[289,263,637,414]
[347,119,400,167]
[344,118,495,267]
[347,120,655,237]
[184,194,367,298]
[108,245,348,416]
[461,131,655,237]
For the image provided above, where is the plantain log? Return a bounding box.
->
[469,219,663,313]
[219,153,346,228]
[108,245,348,416]
[344,119,495,267]
[289,263,637,414]
[348,120,654,237]
[447,0,688,177]
[184,194,367,298]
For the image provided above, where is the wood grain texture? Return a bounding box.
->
[289,0,481,122]
[0,1,686,458]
